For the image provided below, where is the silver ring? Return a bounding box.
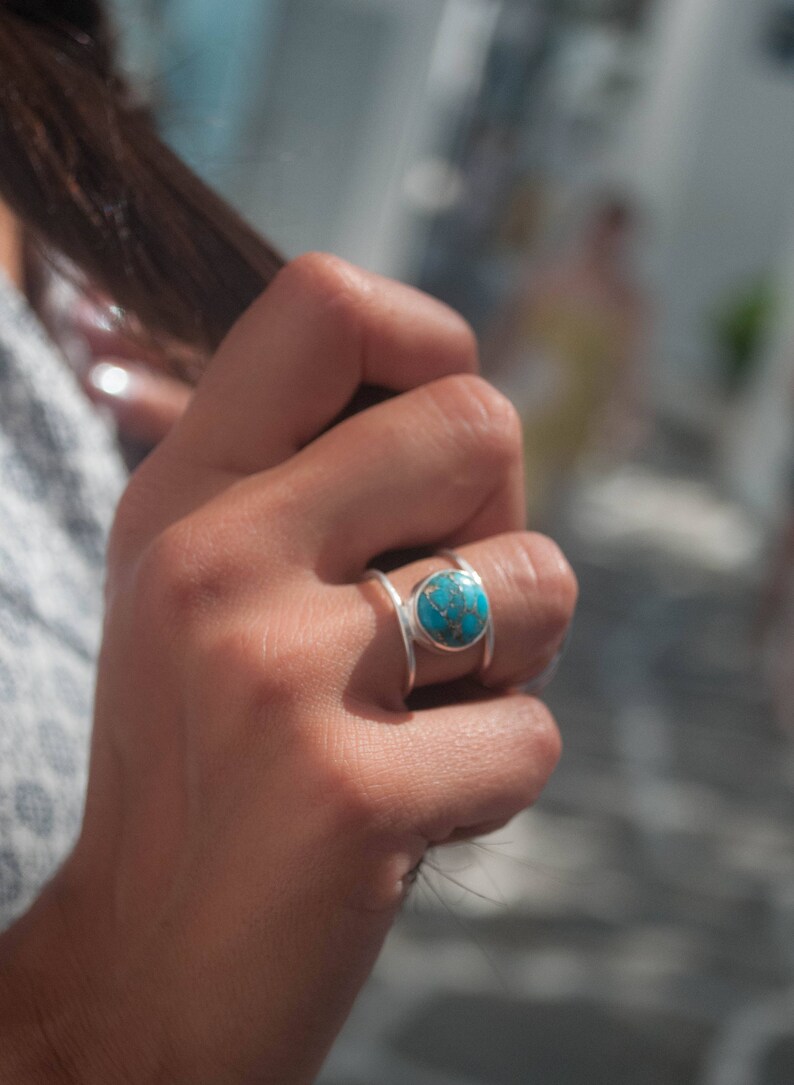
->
[364,549,494,700]
[524,631,570,695]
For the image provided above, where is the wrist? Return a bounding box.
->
[0,879,148,1084]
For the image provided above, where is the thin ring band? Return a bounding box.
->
[364,569,416,699]
[524,631,571,695]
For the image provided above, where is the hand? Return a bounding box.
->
[0,255,576,1084]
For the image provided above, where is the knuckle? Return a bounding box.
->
[508,532,578,640]
[436,311,479,373]
[208,626,308,728]
[491,533,577,688]
[491,701,562,818]
[277,251,372,342]
[514,701,563,803]
[281,251,359,294]
[532,533,579,623]
[426,375,522,465]
[135,519,232,627]
[327,766,381,825]
[291,740,392,836]
[278,255,479,387]
[228,590,342,727]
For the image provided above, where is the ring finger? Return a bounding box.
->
[343,532,577,706]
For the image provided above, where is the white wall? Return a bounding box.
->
[718,210,794,520]
[238,0,448,273]
[233,0,498,279]
[115,0,500,280]
[618,0,794,418]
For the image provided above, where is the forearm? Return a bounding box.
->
[0,894,78,1083]
[0,856,394,1085]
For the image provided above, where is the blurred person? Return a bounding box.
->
[757,369,794,736]
[0,3,576,1082]
[487,195,647,514]
[758,510,794,734]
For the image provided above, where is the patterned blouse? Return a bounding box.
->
[0,270,125,928]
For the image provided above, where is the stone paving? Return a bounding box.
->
[319,458,794,1085]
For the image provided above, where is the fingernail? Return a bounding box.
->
[86,361,135,401]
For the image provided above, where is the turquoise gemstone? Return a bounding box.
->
[461,580,479,608]
[420,600,450,633]
[429,583,451,610]
[415,570,489,650]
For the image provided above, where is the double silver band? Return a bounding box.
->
[364,568,418,699]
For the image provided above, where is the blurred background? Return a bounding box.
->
[114,1,794,1081]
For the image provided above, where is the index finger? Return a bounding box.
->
[168,253,479,477]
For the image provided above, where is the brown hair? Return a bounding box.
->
[0,0,285,371]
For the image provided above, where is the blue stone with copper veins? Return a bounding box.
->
[415,570,489,651]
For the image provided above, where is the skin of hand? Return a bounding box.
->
[0,254,576,1084]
